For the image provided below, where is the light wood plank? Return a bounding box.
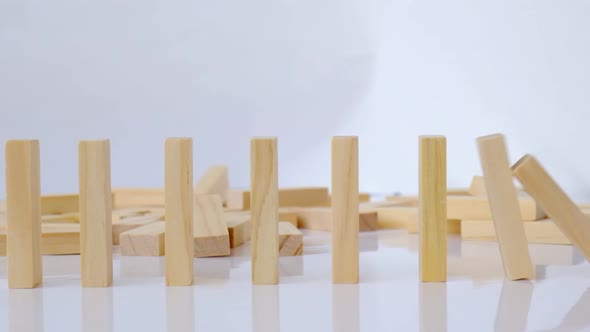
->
[477,134,534,280]
[225,213,251,248]
[287,207,377,232]
[193,194,230,257]
[447,195,544,221]
[112,188,164,209]
[79,140,113,287]
[112,214,162,245]
[419,135,447,282]
[227,187,330,210]
[195,165,229,204]
[407,209,460,234]
[250,138,279,284]
[1,223,80,256]
[375,206,418,229]
[461,219,571,245]
[332,136,359,284]
[5,140,42,288]
[41,194,79,214]
[165,138,194,286]
[278,222,303,256]
[512,154,590,260]
[120,221,165,256]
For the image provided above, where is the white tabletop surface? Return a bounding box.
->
[0,229,589,332]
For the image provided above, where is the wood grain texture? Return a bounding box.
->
[79,140,113,287]
[278,222,303,256]
[112,215,162,245]
[287,207,377,231]
[195,165,229,204]
[193,194,230,257]
[512,155,590,260]
[477,134,534,280]
[5,140,42,288]
[419,136,447,282]
[120,221,165,256]
[331,136,359,284]
[461,219,571,245]
[165,138,194,286]
[1,223,80,256]
[250,138,279,284]
[447,195,544,221]
[225,214,251,248]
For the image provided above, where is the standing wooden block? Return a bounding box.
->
[120,221,165,256]
[250,138,279,285]
[278,222,303,256]
[419,136,447,282]
[477,134,534,280]
[79,140,113,287]
[193,194,230,257]
[195,165,229,204]
[5,140,42,288]
[165,138,194,286]
[331,136,359,284]
[512,155,590,261]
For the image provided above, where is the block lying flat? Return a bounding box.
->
[286,207,377,232]
[461,219,570,245]
[512,155,590,261]
[42,194,79,214]
[112,188,165,209]
[406,209,460,235]
[226,187,330,210]
[0,223,80,256]
[225,214,251,248]
[375,206,418,229]
[447,195,545,221]
[120,221,165,256]
[112,215,163,245]
[278,222,303,256]
[193,194,230,257]
[195,165,229,204]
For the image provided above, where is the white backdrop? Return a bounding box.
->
[1,0,589,200]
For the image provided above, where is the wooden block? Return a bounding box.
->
[225,213,251,248]
[468,176,486,196]
[477,134,534,280]
[359,193,371,203]
[195,165,229,203]
[407,209,460,234]
[512,154,590,261]
[374,206,417,229]
[193,194,230,257]
[79,140,113,287]
[288,207,377,231]
[447,188,470,196]
[419,135,447,282]
[226,189,250,210]
[332,136,359,284]
[447,195,544,221]
[41,194,79,214]
[278,222,303,256]
[250,138,279,284]
[1,223,80,256]
[278,210,298,227]
[5,140,42,288]
[385,195,419,206]
[120,221,165,256]
[461,219,571,245]
[112,215,162,245]
[112,188,164,209]
[42,212,79,223]
[227,187,330,210]
[165,138,194,286]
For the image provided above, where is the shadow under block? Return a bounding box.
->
[278,222,303,256]
[5,140,43,288]
[193,194,230,257]
[461,219,571,245]
[79,140,113,287]
[225,214,251,248]
[447,195,545,221]
[120,221,165,256]
[250,138,279,284]
[112,215,163,245]
[332,136,359,284]
[195,165,229,204]
[165,138,194,286]
[287,207,377,231]
[112,188,165,209]
[419,136,447,282]
[477,134,534,280]
[0,223,80,256]
[226,187,330,210]
[512,155,590,261]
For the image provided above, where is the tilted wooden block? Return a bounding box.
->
[0,223,80,256]
[477,134,534,280]
[5,140,43,288]
[225,213,250,248]
[112,214,163,245]
[226,187,330,210]
[461,219,570,245]
[286,207,377,232]
[120,221,165,256]
[419,135,447,282]
[193,194,230,257]
[512,154,590,260]
[279,222,303,256]
[195,165,229,204]
[468,176,486,196]
[447,195,545,221]
[112,188,165,209]
[42,194,79,214]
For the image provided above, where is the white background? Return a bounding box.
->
[1,0,590,199]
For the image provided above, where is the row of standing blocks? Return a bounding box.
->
[4,134,590,288]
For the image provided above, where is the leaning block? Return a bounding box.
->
[513,155,590,261]
[120,221,165,256]
[41,194,79,214]
[447,195,545,221]
[225,214,251,248]
[195,165,229,204]
[289,207,377,231]
[112,215,162,245]
[461,219,571,245]
[5,140,42,288]
[193,194,230,257]
[279,222,303,256]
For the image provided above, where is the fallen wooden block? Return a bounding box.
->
[42,212,79,223]
[42,194,79,214]
[406,209,460,234]
[112,188,164,209]
[374,206,418,229]
[447,195,545,221]
[195,165,229,204]
[279,222,303,256]
[120,221,165,256]
[461,219,571,245]
[193,194,230,257]
[287,207,377,232]
[0,223,80,256]
[225,214,250,248]
[226,187,330,210]
[112,214,163,245]
[278,210,298,227]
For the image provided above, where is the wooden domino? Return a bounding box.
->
[195,165,229,204]
[226,187,330,210]
[225,213,251,248]
[406,209,460,235]
[331,136,359,284]
[286,207,377,232]
[250,137,279,285]
[120,221,165,256]
[512,155,590,260]
[112,188,165,209]
[112,214,163,245]
[419,136,447,282]
[193,194,230,257]
[165,138,194,286]
[278,222,303,256]
[447,195,544,221]
[461,219,571,245]
[41,194,79,214]
[5,140,43,288]
[79,140,113,287]
[1,223,80,256]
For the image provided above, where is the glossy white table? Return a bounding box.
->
[0,230,588,332]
